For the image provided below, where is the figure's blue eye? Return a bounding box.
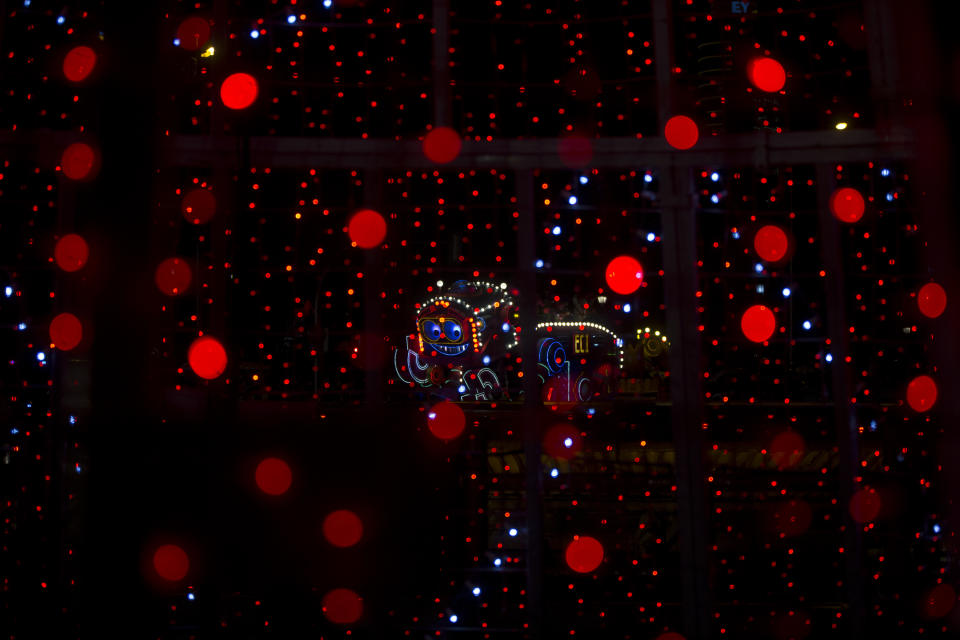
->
[443,320,462,341]
[424,321,443,340]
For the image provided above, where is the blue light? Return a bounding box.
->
[68,415,77,424]
[449,614,458,623]
[802,320,812,330]
[568,196,577,205]
[579,176,588,184]
[323,0,332,7]
[881,168,890,177]
[57,15,65,24]
[623,303,631,313]
[754,263,764,273]
[287,15,297,24]
[869,420,878,431]
[587,407,596,415]
[501,322,510,332]
[731,230,740,239]
[550,468,559,478]
[782,287,791,298]
[36,351,45,361]
[934,524,941,534]
[710,172,720,182]
[17,322,26,331]
[885,192,894,202]
[458,385,467,394]
[250,29,259,38]
[4,286,13,297]
[756,284,765,294]
[644,174,653,183]
[23,0,30,6]
[75,463,81,473]
[552,226,561,235]
[187,593,195,601]
[482,355,491,365]
[472,587,481,596]
[173,38,181,46]
[428,412,436,420]
[493,557,502,567]
[535,259,544,268]
[646,232,655,242]
[508,528,518,537]
[10,428,18,435]
[563,437,573,448]
[825,353,833,362]
[710,194,720,204]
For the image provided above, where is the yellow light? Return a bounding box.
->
[201,46,215,58]
[835,122,848,130]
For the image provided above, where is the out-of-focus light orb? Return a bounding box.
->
[423,126,462,164]
[782,287,791,298]
[181,188,216,224]
[348,209,387,248]
[741,305,776,343]
[255,457,292,495]
[322,588,363,624]
[155,257,192,296]
[564,535,604,573]
[322,509,363,548]
[176,16,211,51]
[188,335,227,379]
[849,487,882,523]
[923,584,957,619]
[61,142,97,180]
[54,234,89,272]
[829,187,865,222]
[49,312,82,351]
[802,320,812,330]
[605,256,643,295]
[220,73,259,110]
[472,587,481,596]
[907,375,937,412]
[427,400,465,440]
[753,224,789,262]
[710,172,720,182]
[544,424,581,459]
[664,115,699,150]
[250,29,260,39]
[747,56,786,92]
[63,45,97,82]
[917,282,947,318]
[153,544,189,581]
[508,528,518,537]
[835,121,848,130]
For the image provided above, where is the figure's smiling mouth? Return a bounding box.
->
[428,343,468,356]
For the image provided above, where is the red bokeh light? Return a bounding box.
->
[664,115,699,150]
[348,209,387,249]
[427,401,465,440]
[557,135,594,168]
[829,187,865,223]
[849,487,882,523]
[49,313,82,351]
[155,258,192,296]
[152,544,189,582]
[322,510,364,548]
[605,255,643,295]
[923,584,957,619]
[188,335,227,380]
[176,17,211,52]
[63,46,97,83]
[543,423,582,460]
[423,127,462,164]
[741,305,776,343]
[917,282,947,319]
[906,375,937,412]
[181,188,216,224]
[564,535,604,573]
[753,225,789,263]
[61,142,97,181]
[255,457,292,496]
[769,430,805,470]
[54,234,89,272]
[220,73,259,110]
[322,588,363,624]
[747,56,786,92]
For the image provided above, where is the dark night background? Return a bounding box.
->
[2,0,960,638]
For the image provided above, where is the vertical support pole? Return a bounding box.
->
[863,0,900,131]
[364,169,385,406]
[815,164,865,639]
[652,2,711,638]
[517,169,543,639]
[431,0,451,127]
